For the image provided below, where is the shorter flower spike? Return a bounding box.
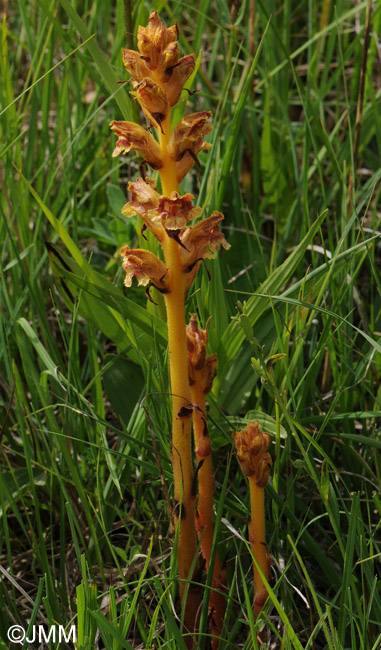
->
[110,121,163,169]
[120,246,169,293]
[186,314,226,647]
[235,421,272,480]
[234,422,272,618]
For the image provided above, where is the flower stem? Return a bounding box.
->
[248,477,269,615]
[158,112,201,637]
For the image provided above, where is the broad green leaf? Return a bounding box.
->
[210,410,287,450]
[0,469,47,516]
[103,355,145,425]
[107,183,127,218]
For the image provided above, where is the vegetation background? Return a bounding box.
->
[0,0,380,648]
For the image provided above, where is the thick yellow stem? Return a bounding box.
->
[248,477,269,615]
[158,112,200,638]
[191,380,214,564]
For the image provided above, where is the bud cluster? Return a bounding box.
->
[234,421,272,487]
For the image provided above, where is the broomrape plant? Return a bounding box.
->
[110,10,230,642]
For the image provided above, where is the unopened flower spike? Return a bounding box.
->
[235,422,272,617]
[186,314,226,648]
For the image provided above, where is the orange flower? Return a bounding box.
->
[180,212,230,288]
[132,79,169,132]
[122,49,152,82]
[234,422,272,482]
[186,314,208,370]
[120,246,170,293]
[122,178,201,239]
[164,54,195,106]
[156,193,201,230]
[186,315,218,394]
[169,112,212,162]
[168,111,212,180]
[109,121,163,169]
[121,178,164,242]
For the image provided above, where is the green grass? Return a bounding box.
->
[1,1,380,649]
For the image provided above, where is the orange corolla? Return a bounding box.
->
[120,246,169,293]
[132,79,169,132]
[122,177,201,239]
[180,212,230,288]
[109,121,163,169]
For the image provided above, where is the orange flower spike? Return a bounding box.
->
[234,422,272,618]
[111,11,230,644]
[109,121,163,169]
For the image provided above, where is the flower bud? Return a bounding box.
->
[199,353,218,395]
[195,436,212,459]
[137,10,177,70]
[186,316,217,394]
[255,453,272,487]
[186,314,208,370]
